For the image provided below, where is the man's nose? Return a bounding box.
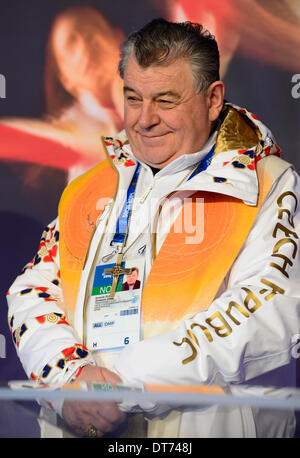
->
[138,102,160,129]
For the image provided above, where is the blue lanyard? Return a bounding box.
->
[187,143,215,181]
[111,162,141,246]
[111,143,215,247]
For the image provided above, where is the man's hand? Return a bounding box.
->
[62,365,126,437]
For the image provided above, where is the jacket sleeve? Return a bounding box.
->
[114,167,300,412]
[6,218,95,392]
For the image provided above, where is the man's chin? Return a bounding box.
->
[131,145,176,168]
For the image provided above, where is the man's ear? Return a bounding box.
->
[206,81,226,122]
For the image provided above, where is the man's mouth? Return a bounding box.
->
[138,132,171,142]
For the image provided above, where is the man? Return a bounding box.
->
[7,18,300,438]
[122,268,141,291]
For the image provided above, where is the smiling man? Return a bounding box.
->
[7,18,300,438]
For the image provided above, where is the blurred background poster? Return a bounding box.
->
[0,0,299,434]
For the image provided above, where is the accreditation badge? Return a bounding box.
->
[85,258,144,352]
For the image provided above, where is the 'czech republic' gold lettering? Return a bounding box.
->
[174,191,298,365]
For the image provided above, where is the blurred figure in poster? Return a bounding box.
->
[161,0,300,173]
[164,0,300,77]
[0,6,124,181]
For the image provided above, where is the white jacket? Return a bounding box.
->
[7,103,300,437]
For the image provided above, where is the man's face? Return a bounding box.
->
[123,56,217,168]
[126,269,138,286]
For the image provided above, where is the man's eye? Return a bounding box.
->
[158,99,175,106]
[127,96,141,103]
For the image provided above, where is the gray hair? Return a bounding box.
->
[118,18,220,93]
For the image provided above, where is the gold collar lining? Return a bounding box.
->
[215,105,261,155]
